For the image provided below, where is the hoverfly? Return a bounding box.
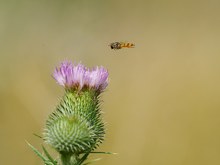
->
[109,42,135,50]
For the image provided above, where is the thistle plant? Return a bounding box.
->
[28,61,111,165]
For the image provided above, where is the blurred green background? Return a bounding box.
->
[1,0,220,164]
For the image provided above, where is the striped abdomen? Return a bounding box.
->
[120,42,135,48]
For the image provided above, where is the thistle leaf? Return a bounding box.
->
[89,151,117,155]
[82,158,102,165]
[33,133,43,139]
[42,145,57,164]
[26,141,47,162]
[75,151,90,165]
[26,141,57,165]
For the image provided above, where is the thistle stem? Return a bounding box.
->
[60,153,78,165]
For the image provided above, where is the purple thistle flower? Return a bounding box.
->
[88,66,109,91]
[53,61,109,92]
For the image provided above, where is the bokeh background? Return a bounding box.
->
[1,0,220,164]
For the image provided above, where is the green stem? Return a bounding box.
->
[61,153,79,165]
[61,153,71,165]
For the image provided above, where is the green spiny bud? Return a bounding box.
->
[44,90,105,154]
